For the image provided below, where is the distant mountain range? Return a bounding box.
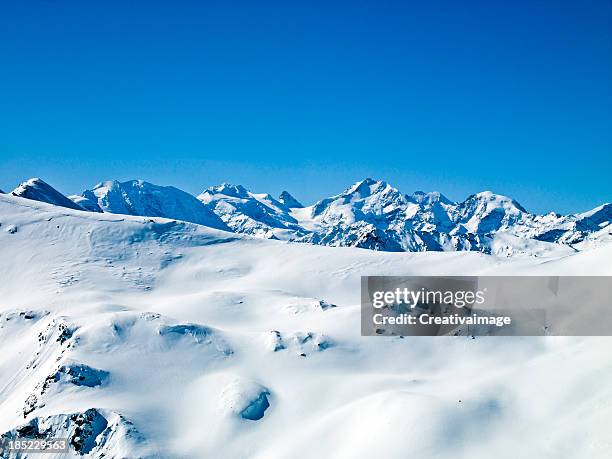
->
[6,177,611,256]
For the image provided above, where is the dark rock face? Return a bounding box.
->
[3,409,107,455]
[70,409,109,454]
[2,409,147,457]
[240,392,270,421]
[23,362,109,418]
[47,363,109,389]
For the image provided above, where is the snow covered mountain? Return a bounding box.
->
[0,192,611,458]
[71,180,229,231]
[197,183,306,239]
[194,177,610,255]
[528,203,612,244]
[11,178,84,211]
[10,177,610,256]
[452,191,528,234]
[298,178,610,255]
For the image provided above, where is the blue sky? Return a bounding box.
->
[1,0,610,213]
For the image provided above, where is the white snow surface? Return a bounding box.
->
[0,193,611,458]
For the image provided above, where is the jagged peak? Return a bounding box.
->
[92,179,178,192]
[278,191,304,208]
[344,178,390,197]
[411,190,453,206]
[311,178,406,221]
[13,177,47,190]
[202,183,251,199]
[93,179,121,190]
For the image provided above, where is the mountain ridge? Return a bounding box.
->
[7,176,610,256]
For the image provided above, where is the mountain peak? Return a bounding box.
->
[3,176,609,255]
[311,178,406,224]
[344,178,389,197]
[93,179,172,193]
[78,179,229,231]
[15,177,44,188]
[201,183,251,200]
[11,178,84,211]
[454,191,529,234]
[93,179,121,191]
[278,191,303,209]
[466,191,528,213]
[411,190,453,206]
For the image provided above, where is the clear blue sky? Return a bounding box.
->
[1,0,610,213]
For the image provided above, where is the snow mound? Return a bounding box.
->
[0,309,49,326]
[74,312,233,358]
[284,297,338,314]
[265,330,333,356]
[217,376,271,421]
[158,323,233,355]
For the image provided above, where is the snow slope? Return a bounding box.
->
[0,193,611,458]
